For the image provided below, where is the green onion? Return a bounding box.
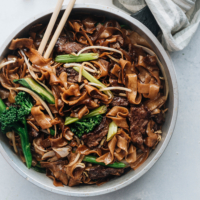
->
[107,121,118,141]
[55,53,99,63]
[14,78,55,104]
[83,155,127,168]
[73,67,113,98]
[65,105,107,125]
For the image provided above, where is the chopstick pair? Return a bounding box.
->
[38,0,76,59]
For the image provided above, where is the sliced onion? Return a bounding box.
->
[33,138,47,153]
[52,146,72,158]
[67,153,81,167]
[41,151,55,160]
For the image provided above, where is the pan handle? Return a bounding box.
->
[130,6,160,36]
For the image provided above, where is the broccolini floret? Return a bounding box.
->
[69,115,103,138]
[0,92,33,168]
[15,91,33,114]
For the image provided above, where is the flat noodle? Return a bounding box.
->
[96,136,117,165]
[119,59,135,84]
[91,59,109,79]
[77,145,102,156]
[144,121,158,148]
[20,50,53,95]
[96,129,131,164]
[84,80,109,101]
[125,74,142,104]
[31,106,52,129]
[130,149,150,170]
[145,95,167,111]
[135,44,169,99]
[77,105,89,119]
[106,106,129,129]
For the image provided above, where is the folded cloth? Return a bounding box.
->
[114,0,200,51]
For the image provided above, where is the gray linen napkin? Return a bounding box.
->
[114,0,200,51]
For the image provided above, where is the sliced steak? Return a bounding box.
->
[29,127,39,138]
[82,116,109,148]
[111,96,129,107]
[56,67,85,83]
[88,166,124,180]
[128,106,151,145]
[56,41,85,54]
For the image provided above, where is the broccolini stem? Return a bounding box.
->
[32,166,46,173]
[55,53,99,63]
[83,155,127,168]
[15,118,32,169]
[73,67,113,98]
[0,99,6,115]
[65,105,107,125]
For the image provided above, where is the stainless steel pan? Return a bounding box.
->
[0,4,178,197]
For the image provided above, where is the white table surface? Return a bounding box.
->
[0,0,200,199]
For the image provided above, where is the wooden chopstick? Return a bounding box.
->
[38,0,64,56]
[44,0,76,59]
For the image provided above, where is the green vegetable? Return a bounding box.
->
[73,67,113,98]
[70,115,103,138]
[0,99,6,114]
[107,121,118,141]
[15,91,33,115]
[13,78,55,104]
[0,92,33,168]
[55,53,99,63]
[83,155,127,168]
[65,105,107,125]
[49,128,55,136]
[32,162,46,173]
[32,166,46,173]
[120,24,130,29]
